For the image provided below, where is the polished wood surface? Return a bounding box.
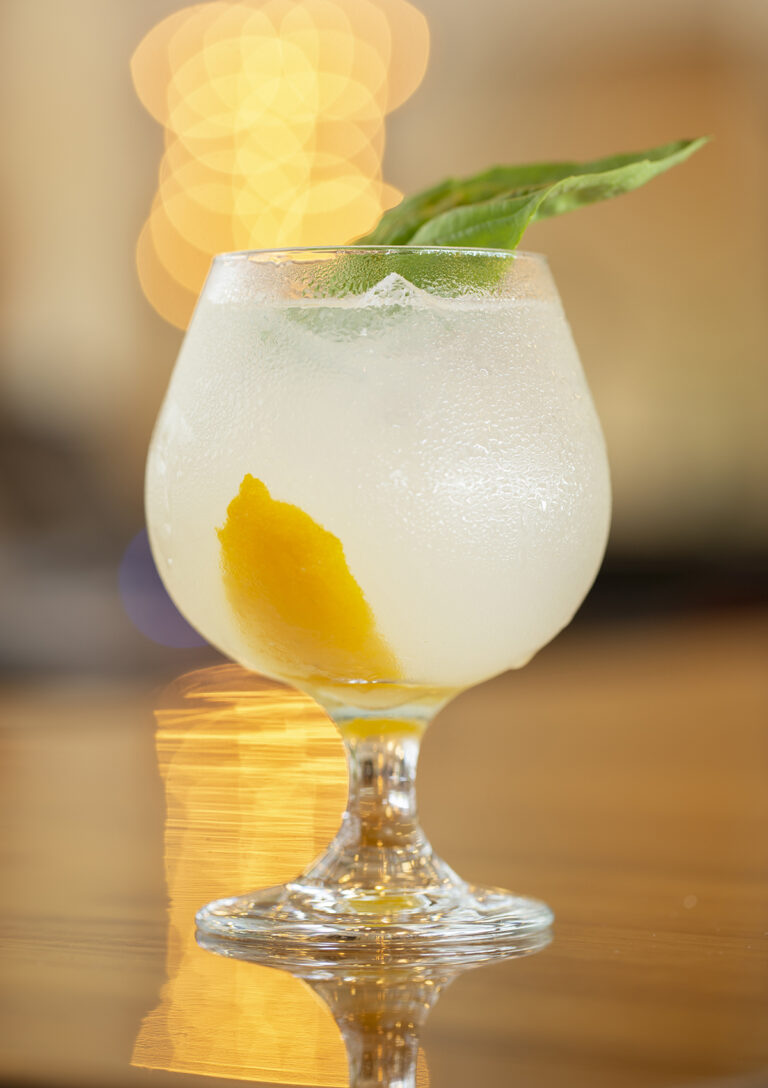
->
[1,610,767,1087]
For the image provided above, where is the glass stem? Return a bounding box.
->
[343,726,423,850]
[299,709,461,896]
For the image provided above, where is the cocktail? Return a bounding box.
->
[146,245,610,954]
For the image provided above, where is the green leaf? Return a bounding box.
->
[357,137,708,249]
[408,189,549,249]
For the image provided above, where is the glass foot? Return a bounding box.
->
[196,879,553,961]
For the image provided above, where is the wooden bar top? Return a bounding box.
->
[1,609,767,1087]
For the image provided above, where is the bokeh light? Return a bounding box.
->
[132,0,429,328]
[119,529,208,648]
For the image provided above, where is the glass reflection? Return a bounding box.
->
[198,931,549,1088]
[131,665,550,1086]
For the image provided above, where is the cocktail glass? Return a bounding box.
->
[146,246,610,957]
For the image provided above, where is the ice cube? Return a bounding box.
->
[356,272,425,308]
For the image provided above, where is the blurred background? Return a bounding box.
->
[0,0,766,677]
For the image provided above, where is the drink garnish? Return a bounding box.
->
[358,137,707,250]
[218,474,399,684]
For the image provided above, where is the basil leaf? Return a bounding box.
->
[358,137,707,248]
[408,189,548,249]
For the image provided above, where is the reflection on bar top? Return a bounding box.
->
[131,663,428,1086]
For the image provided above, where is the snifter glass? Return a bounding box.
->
[145,246,610,955]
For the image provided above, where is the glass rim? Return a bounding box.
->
[212,245,548,264]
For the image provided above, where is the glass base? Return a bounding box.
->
[196,879,553,963]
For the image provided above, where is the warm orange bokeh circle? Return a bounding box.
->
[132,0,429,327]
